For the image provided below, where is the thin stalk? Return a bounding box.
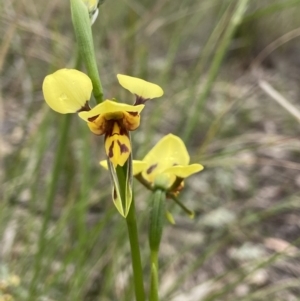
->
[149,251,159,301]
[27,114,72,300]
[117,165,145,301]
[126,196,146,301]
[169,195,194,218]
[148,189,166,301]
[151,251,158,270]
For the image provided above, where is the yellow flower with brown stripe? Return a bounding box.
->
[78,100,144,167]
[42,69,163,167]
[132,134,204,194]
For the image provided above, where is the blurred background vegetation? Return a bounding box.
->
[1,0,300,300]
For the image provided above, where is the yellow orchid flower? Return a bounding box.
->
[133,134,203,193]
[42,69,163,167]
[79,101,144,167]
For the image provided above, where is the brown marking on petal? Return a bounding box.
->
[106,120,128,136]
[119,125,128,136]
[77,101,91,113]
[117,140,130,154]
[105,120,114,134]
[173,163,178,166]
[108,141,115,158]
[146,163,158,174]
[88,115,100,122]
[128,111,138,116]
[113,187,117,200]
[134,95,149,105]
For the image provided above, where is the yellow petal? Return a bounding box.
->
[100,159,147,175]
[122,111,141,131]
[78,100,144,121]
[87,114,107,135]
[164,164,204,178]
[42,69,92,114]
[141,134,190,183]
[132,160,148,175]
[104,122,131,167]
[99,160,108,169]
[117,74,163,99]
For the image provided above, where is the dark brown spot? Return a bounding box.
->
[128,111,138,116]
[134,95,149,105]
[113,187,117,200]
[108,141,114,158]
[117,140,129,154]
[106,121,128,136]
[88,115,99,122]
[77,101,91,113]
[146,163,157,174]
[173,163,178,166]
[105,121,114,134]
[119,125,128,136]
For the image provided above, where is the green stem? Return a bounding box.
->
[117,165,145,301]
[27,114,72,300]
[151,250,158,268]
[169,195,194,218]
[150,251,159,301]
[70,0,103,103]
[148,189,166,301]
[126,196,146,301]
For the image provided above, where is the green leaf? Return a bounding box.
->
[107,158,125,217]
[107,152,133,217]
[149,189,166,252]
[124,138,133,216]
